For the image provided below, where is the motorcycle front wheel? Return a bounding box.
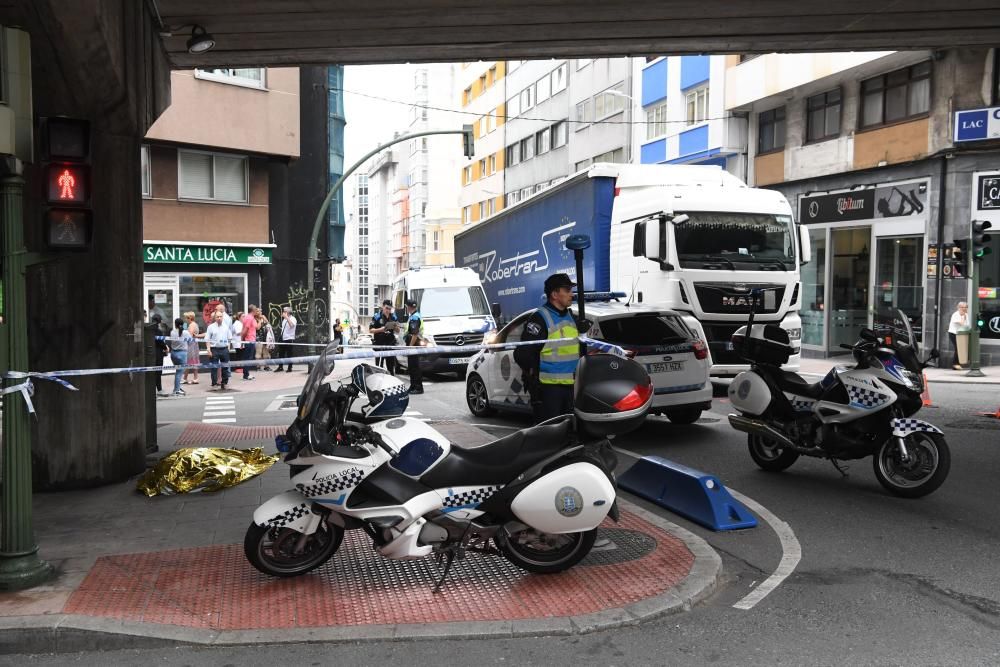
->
[495,527,596,574]
[873,432,950,498]
[244,521,343,577]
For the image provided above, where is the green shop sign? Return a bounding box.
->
[143,244,272,265]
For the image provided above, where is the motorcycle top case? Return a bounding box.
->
[731,324,794,366]
[573,354,653,438]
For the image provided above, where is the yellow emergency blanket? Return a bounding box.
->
[137,447,279,497]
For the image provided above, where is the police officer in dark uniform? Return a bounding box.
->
[404,298,424,394]
[513,273,581,423]
[369,300,400,375]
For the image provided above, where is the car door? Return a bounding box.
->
[490,312,532,406]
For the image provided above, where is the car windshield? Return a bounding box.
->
[597,314,692,346]
[410,286,490,318]
[673,212,795,270]
[297,340,339,420]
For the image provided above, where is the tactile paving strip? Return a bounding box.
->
[174,423,286,446]
[63,511,693,630]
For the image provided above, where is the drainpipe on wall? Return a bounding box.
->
[933,155,949,354]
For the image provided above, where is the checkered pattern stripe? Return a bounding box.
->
[266,503,311,529]
[442,486,501,509]
[381,382,408,397]
[297,468,366,499]
[891,418,943,436]
[785,395,816,413]
[847,385,891,408]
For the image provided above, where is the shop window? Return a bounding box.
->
[758,106,786,154]
[178,150,248,203]
[860,61,931,129]
[140,145,151,197]
[806,89,842,143]
[646,101,668,140]
[195,68,266,89]
[685,85,709,125]
[178,274,247,335]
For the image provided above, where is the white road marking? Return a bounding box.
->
[615,446,801,611]
[203,396,236,423]
[202,418,237,424]
[404,410,423,416]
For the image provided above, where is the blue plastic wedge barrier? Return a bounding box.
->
[618,456,757,531]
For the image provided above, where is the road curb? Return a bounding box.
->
[0,500,721,654]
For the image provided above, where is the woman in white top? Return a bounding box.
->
[947,301,970,369]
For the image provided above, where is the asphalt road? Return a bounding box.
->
[17,369,1000,666]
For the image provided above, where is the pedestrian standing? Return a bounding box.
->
[151,313,169,396]
[214,303,233,330]
[169,318,191,396]
[333,318,344,350]
[255,311,273,370]
[370,300,400,375]
[205,310,232,389]
[404,299,424,394]
[513,273,581,423]
[240,305,258,380]
[275,306,297,372]
[182,311,202,385]
[948,301,971,370]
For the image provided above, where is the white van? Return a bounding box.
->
[391,266,496,376]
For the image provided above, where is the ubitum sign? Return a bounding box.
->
[954,106,1000,143]
[143,244,272,265]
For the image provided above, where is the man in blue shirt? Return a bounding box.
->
[370,300,400,375]
[404,299,424,394]
[205,310,233,390]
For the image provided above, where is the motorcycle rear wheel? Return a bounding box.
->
[747,434,799,472]
[244,521,343,577]
[873,432,950,498]
[496,527,596,574]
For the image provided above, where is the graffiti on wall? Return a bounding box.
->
[267,282,330,343]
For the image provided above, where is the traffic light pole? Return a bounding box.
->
[306,126,474,347]
[967,258,986,378]
[0,173,54,590]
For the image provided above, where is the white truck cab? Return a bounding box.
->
[607,164,810,377]
[390,266,496,375]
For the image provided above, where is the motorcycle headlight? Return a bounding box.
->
[899,368,922,391]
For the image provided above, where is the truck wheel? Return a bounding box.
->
[666,408,702,425]
[466,374,495,416]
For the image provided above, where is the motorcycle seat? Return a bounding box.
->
[770,368,825,399]
[420,416,573,487]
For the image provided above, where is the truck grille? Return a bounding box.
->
[694,283,786,315]
[434,332,485,347]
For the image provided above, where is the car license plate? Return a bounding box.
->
[448,357,468,365]
[648,361,683,373]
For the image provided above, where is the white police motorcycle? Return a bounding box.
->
[244,341,653,587]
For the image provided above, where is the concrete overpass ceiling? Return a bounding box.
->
[154,0,1000,67]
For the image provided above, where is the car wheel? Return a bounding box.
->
[665,408,702,425]
[466,373,495,416]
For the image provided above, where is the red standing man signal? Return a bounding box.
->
[57,168,76,199]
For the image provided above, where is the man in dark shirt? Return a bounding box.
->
[404,299,424,394]
[513,273,581,423]
[369,300,399,375]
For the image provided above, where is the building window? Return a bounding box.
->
[575,159,592,171]
[739,54,762,63]
[593,148,625,164]
[758,106,786,154]
[463,87,472,106]
[488,154,497,174]
[685,85,709,125]
[478,158,486,177]
[487,65,497,86]
[536,128,551,155]
[140,145,151,197]
[594,85,626,120]
[479,201,487,219]
[195,68,266,89]
[806,89,842,142]
[178,150,248,203]
[506,95,520,119]
[519,86,534,112]
[860,61,931,129]
[551,63,568,93]
[536,74,551,103]
[432,230,440,251]
[575,99,592,129]
[645,101,668,140]
[462,206,469,223]
[479,74,487,91]
[520,136,535,160]
[506,142,520,166]
[488,198,496,215]
[484,110,495,133]
[551,121,568,148]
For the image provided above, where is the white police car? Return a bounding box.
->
[465,302,712,423]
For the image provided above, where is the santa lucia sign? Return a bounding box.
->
[143,244,273,265]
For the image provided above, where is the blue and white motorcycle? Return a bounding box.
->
[727,302,949,498]
[244,342,652,586]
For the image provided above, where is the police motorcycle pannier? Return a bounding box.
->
[573,353,654,437]
[731,324,794,366]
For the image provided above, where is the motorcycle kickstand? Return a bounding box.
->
[829,458,849,478]
[433,549,456,594]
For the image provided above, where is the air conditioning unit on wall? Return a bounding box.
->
[0,25,33,163]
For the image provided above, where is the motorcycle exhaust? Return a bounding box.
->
[728,414,797,450]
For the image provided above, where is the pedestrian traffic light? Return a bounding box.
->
[462,124,474,158]
[971,220,992,260]
[39,117,92,250]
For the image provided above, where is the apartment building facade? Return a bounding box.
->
[727,49,1000,364]
[142,67,299,335]
[458,61,507,225]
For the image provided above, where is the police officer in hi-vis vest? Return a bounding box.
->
[514,273,582,423]
[404,298,425,394]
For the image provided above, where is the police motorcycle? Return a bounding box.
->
[244,340,653,588]
[726,292,949,498]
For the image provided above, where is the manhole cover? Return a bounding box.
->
[581,528,656,566]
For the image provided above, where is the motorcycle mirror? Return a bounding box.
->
[577,318,593,335]
[860,328,877,341]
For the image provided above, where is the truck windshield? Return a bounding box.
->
[673,212,795,270]
[410,287,490,318]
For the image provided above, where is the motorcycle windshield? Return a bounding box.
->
[297,341,339,420]
[894,308,918,355]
